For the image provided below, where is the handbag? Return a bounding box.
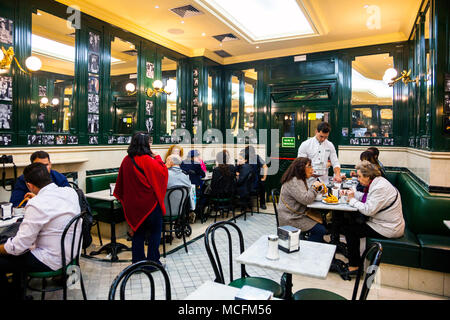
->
[354,189,399,225]
[280,195,324,224]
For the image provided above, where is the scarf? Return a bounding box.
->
[113,154,168,231]
[361,180,373,203]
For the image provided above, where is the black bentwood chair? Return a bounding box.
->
[108,260,171,300]
[162,186,191,258]
[271,188,280,228]
[204,221,284,298]
[26,213,87,300]
[293,242,383,300]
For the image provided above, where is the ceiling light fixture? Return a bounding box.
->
[155,5,159,9]
[256,46,259,49]
[181,20,185,24]
[201,32,206,36]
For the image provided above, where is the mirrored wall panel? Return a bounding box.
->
[351,53,394,145]
[29,10,75,145]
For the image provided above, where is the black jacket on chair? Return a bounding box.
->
[180,161,205,188]
[236,164,253,200]
[210,165,236,199]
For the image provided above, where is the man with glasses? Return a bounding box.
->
[297,122,342,185]
[10,151,70,207]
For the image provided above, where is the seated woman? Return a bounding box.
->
[209,151,236,199]
[164,144,184,163]
[180,149,206,215]
[235,152,253,207]
[342,160,404,275]
[352,150,386,192]
[277,157,327,243]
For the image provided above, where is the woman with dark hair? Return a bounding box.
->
[209,150,236,198]
[277,157,328,243]
[113,132,168,265]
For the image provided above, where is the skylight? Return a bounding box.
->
[196,0,315,42]
[31,34,120,63]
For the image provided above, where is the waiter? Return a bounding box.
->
[297,122,342,185]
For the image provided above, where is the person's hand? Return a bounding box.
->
[350,171,357,177]
[333,175,342,183]
[261,177,266,182]
[312,181,322,190]
[339,189,348,197]
[326,160,331,168]
[127,227,134,237]
[24,192,36,200]
[347,190,355,200]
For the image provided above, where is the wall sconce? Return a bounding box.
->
[40,97,59,107]
[125,82,136,96]
[146,80,173,97]
[388,69,419,87]
[0,46,42,74]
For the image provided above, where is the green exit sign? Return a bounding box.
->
[282,137,296,148]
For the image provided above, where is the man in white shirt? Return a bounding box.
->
[297,122,342,185]
[0,163,81,299]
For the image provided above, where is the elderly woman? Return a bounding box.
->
[342,160,405,274]
[277,157,327,243]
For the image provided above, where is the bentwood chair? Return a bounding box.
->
[162,186,191,258]
[293,242,383,300]
[26,213,88,300]
[68,181,103,249]
[108,260,171,300]
[271,188,280,228]
[204,221,284,298]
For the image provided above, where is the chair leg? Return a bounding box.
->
[41,278,46,300]
[162,229,166,258]
[182,226,188,254]
[96,221,103,246]
[79,272,87,300]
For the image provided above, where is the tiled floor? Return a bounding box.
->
[30,205,448,300]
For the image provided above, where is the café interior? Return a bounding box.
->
[0,0,449,300]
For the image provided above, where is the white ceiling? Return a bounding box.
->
[56,0,422,64]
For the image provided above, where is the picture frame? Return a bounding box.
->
[88,32,100,53]
[0,17,13,45]
[0,76,13,101]
[0,103,12,129]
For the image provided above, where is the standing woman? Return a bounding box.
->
[114,132,168,265]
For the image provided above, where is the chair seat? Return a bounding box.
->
[163,215,179,222]
[293,288,346,300]
[228,277,283,298]
[28,260,77,278]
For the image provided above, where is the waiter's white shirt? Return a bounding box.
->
[297,136,340,180]
[4,183,81,271]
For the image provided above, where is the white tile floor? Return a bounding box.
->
[30,205,448,300]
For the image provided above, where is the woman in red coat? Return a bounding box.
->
[114,132,168,265]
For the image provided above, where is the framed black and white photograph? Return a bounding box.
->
[193,87,199,97]
[0,17,13,45]
[0,103,12,129]
[56,135,66,145]
[349,138,359,145]
[108,136,116,144]
[180,115,186,122]
[88,93,99,113]
[145,117,153,133]
[88,113,99,134]
[193,106,198,115]
[146,62,154,79]
[360,137,370,145]
[145,100,154,116]
[372,138,383,145]
[42,135,55,145]
[88,76,99,94]
[0,76,13,101]
[117,136,125,144]
[0,134,11,146]
[125,136,132,144]
[67,135,78,144]
[27,134,41,145]
[38,85,47,97]
[180,109,186,115]
[193,68,199,77]
[88,32,100,53]
[193,97,199,106]
[383,138,394,146]
[444,93,450,113]
[444,74,450,92]
[88,53,100,74]
[88,135,98,145]
[180,122,186,129]
[160,136,165,143]
[444,116,450,134]
[193,78,199,87]
[165,136,171,144]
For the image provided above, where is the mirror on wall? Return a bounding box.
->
[351,53,394,139]
[161,56,178,137]
[207,73,213,128]
[425,6,431,134]
[110,36,138,136]
[30,10,75,140]
[243,69,256,132]
[231,75,240,136]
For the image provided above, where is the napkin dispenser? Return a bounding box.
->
[0,202,13,220]
[277,225,300,253]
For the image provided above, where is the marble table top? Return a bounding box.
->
[307,199,358,212]
[236,235,336,280]
[84,189,117,201]
[444,220,450,230]
[0,216,22,229]
[184,281,280,300]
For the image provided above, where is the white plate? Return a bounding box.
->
[322,199,339,205]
